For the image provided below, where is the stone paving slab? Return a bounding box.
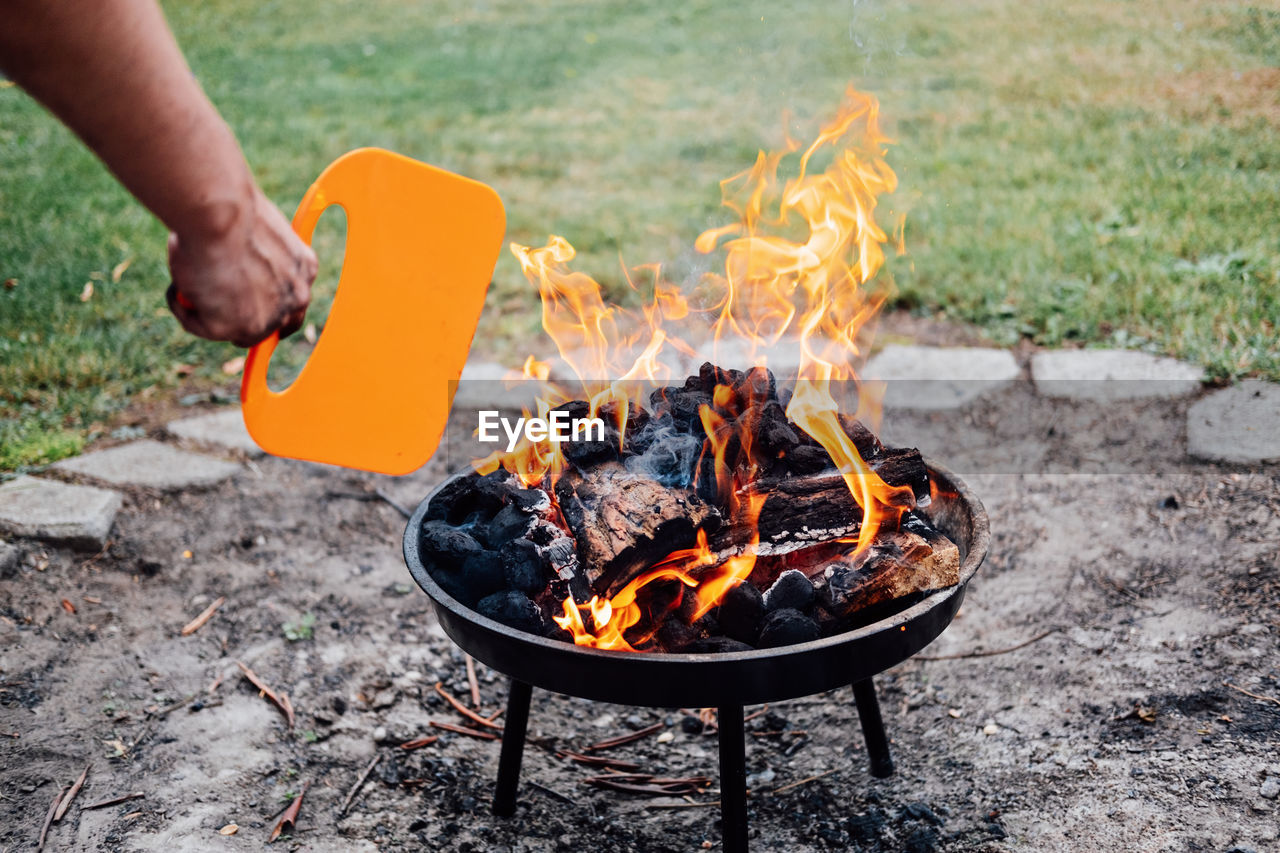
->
[1187,380,1280,464]
[862,344,1022,410]
[1031,349,1203,401]
[52,440,241,490]
[0,475,122,549]
[166,409,263,456]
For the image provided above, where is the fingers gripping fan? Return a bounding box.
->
[240,149,505,475]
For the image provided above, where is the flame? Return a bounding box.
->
[482,86,912,650]
[554,533,713,651]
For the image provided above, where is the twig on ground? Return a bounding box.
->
[742,705,770,723]
[465,655,482,708]
[78,540,112,572]
[771,768,840,795]
[236,661,295,728]
[430,720,501,740]
[152,694,197,716]
[81,792,145,811]
[582,722,664,752]
[528,781,575,804]
[180,597,225,636]
[644,799,721,809]
[374,488,412,519]
[38,786,66,851]
[583,772,710,787]
[586,778,708,796]
[399,736,439,750]
[54,763,90,821]
[0,730,18,738]
[434,682,503,730]
[270,780,310,843]
[916,628,1058,661]
[1223,681,1280,709]
[339,756,380,817]
[557,751,641,771]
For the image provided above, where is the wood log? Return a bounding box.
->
[812,511,960,625]
[554,462,721,598]
[709,446,929,553]
[550,446,929,599]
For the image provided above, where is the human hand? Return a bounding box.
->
[166,186,318,348]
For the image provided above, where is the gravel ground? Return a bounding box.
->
[1,387,1277,852]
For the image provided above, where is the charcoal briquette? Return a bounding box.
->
[562,430,619,467]
[698,361,733,394]
[764,569,816,613]
[717,579,764,645]
[433,569,476,607]
[654,616,701,653]
[760,417,799,454]
[472,469,519,515]
[648,385,681,415]
[418,520,483,569]
[785,444,832,475]
[598,400,650,438]
[758,607,820,648]
[424,476,477,523]
[695,455,723,504]
[741,366,776,403]
[461,551,505,599]
[500,538,547,594]
[510,488,551,513]
[663,389,711,431]
[476,590,542,633]
[685,636,754,654]
[552,400,591,421]
[484,502,534,546]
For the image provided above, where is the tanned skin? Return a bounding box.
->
[0,0,318,346]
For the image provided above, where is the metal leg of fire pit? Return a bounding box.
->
[493,678,532,817]
[851,678,894,778]
[717,704,749,853]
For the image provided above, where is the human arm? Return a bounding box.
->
[0,0,317,346]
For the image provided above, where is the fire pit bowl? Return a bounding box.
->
[402,458,987,852]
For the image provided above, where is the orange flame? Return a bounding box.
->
[482,86,912,649]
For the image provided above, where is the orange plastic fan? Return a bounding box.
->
[240,148,505,475]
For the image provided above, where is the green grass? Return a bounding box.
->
[3,0,1279,469]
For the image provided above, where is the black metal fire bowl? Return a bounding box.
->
[403,459,986,852]
[402,459,988,708]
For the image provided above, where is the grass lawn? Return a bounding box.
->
[2,0,1278,470]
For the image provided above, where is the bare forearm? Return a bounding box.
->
[0,0,252,239]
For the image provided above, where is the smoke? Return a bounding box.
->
[625,416,703,488]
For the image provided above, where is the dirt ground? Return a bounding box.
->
[2,367,1278,852]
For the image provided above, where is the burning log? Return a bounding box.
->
[812,513,961,629]
[554,462,720,598]
[710,448,929,554]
